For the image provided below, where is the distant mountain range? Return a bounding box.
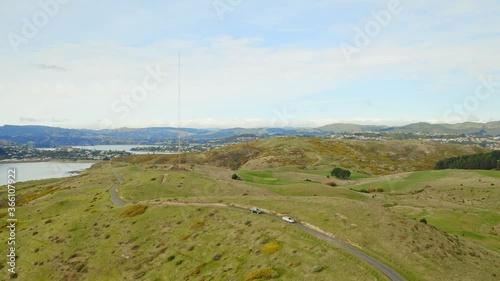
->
[386,122,500,135]
[1,121,499,147]
[319,121,500,135]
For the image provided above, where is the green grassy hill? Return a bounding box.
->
[0,164,384,281]
[198,137,486,174]
[349,170,500,253]
[1,138,498,280]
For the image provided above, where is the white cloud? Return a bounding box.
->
[1,32,499,128]
[0,0,499,128]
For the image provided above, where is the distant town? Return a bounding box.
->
[130,135,260,153]
[1,132,499,162]
[0,146,131,162]
[329,131,500,150]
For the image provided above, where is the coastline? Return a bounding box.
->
[0,161,97,186]
[0,159,100,164]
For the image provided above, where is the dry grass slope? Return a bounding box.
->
[121,204,148,217]
[0,164,384,281]
[244,267,279,281]
[1,142,497,281]
[120,137,485,175]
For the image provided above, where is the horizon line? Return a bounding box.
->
[1,120,500,131]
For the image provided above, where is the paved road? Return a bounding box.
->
[107,181,406,280]
[152,203,407,281]
[293,222,406,281]
[256,213,406,281]
[109,173,126,206]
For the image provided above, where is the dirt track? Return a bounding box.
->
[109,174,406,281]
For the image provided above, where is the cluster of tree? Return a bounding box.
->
[435,151,500,170]
[330,167,351,180]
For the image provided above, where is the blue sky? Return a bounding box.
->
[0,0,499,129]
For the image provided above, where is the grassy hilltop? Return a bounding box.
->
[0,137,499,281]
[130,137,485,174]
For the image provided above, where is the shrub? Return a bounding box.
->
[312,265,324,273]
[167,255,175,261]
[376,188,384,192]
[192,221,205,228]
[186,263,206,279]
[369,187,376,193]
[121,205,148,217]
[133,271,145,279]
[244,267,279,281]
[231,173,241,180]
[212,253,222,261]
[420,218,428,224]
[325,181,337,187]
[261,242,281,254]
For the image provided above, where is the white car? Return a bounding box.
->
[282,216,295,223]
[250,207,263,214]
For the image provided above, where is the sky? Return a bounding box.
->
[0,0,499,129]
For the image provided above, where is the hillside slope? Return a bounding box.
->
[389,121,500,135]
[2,121,499,147]
[196,138,486,174]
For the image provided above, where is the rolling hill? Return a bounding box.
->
[386,121,500,135]
[149,137,485,175]
[1,144,499,280]
[1,121,499,147]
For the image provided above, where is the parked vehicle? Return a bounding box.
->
[282,216,295,223]
[250,207,263,214]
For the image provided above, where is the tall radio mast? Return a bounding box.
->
[177,53,181,170]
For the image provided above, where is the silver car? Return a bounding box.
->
[282,216,295,223]
[250,207,263,214]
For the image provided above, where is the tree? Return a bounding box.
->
[435,150,500,170]
[231,173,240,180]
[331,167,351,180]
[340,169,351,180]
[331,168,343,178]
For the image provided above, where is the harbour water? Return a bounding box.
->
[0,162,94,185]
